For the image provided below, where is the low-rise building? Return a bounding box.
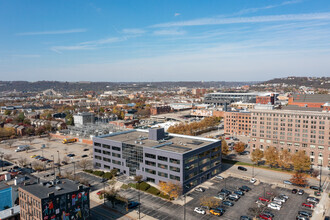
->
[19,179,90,220]
[93,128,221,192]
[73,112,95,127]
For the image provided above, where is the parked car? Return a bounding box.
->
[279,194,289,200]
[298,211,312,217]
[127,201,140,209]
[234,190,245,196]
[214,194,226,200]
[296,216,309,220]
[228,194,240,201]
[194,207,205,215]
[259,197,270,202]
[309,186,322,191]
[274,197,286,203]
[298,189,305,195]
[30,155,38,158]
[240,216,252,220]
[210,209,223,216]
[220,189,231,196]
[83,148,89,151]
[215,207,225,213]
[268,203,281,210]
[239,185,251,192]
[272,200,282,206]
[302,203,314,209]
[222,200,234,207]
[195,187,205,192]
[228,194,239,199]
[283,180,293,185]
[306,197,319,204]
[292,189,298,194]
[255,200,267,206]
[238,166,247,171]
[215,175,224,180]
[67,154,75,157]
[61,161,68,165]
[262,211,274,217]
[250,178,257,183]
[81,155,88,158]
[259,214,272,220]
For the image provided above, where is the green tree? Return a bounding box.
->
[65,114,74,126]
[16,112,25,123]
[104,187,119,208]
[264,147,279,167]
[292,151,311,172]
[4,110,11,115]
[251,149,264,165]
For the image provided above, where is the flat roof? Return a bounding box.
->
[19,178,87,199]
[100,130,218,154]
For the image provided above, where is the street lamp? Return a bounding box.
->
[0,152,4,172]
[183,194,186,220]
[51,155,55,180]
[318,164,322,194]
[57,150,61,176]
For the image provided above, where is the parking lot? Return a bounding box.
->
[119,176,315,220]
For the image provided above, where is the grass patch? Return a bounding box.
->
[121,184,129,190]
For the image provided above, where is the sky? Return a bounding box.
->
[1,0,330,82]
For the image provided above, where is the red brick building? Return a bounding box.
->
[288,94,330,108]
[150,105,172,115]
[256,94,275,105]
[224,111,251,136]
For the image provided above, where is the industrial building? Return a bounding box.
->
[93,128,221,192]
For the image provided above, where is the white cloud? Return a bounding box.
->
[51,37,122,53]
[12,54,40,58]
[152,12,330,28]
[153,29,186,36]
[122,28,146,34]
[17,29,87,36]
[174,13,181,17]
[237,0,302,15]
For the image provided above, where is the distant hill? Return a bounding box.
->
[257,77,329,88]
[0,81,257,93]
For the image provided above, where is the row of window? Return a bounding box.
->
[95,156,122,165]
[252,112,328,120]
[145,153,181,164]
[145,168,181,181]
[94,142,121,151]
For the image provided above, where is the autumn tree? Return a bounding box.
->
[251,149,264,165]
[221,139,229,156]
[7,140,15,148]
[200,196,220,209]
[234,142,245,154]
[290,172,308,186]
[4,154,12,161]
[159,181,182,199]
[264,147,279,167]
[291,151,311,172]
[18,157,28,167]
[277,149,292,170]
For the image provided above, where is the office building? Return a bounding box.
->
[250,109,329,169]
[204,92,259,106]
[18,179,90,220]
[73,112,95,126]
[93,128,221,192]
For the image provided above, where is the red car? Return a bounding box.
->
[302,203,314,209]
[259,197,270,202]
[259,214,272,220]
[225,137,230,140]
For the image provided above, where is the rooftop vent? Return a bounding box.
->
[55,186,62,191]
[148,128,165,141]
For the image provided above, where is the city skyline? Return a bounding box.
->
[1,0,330,81]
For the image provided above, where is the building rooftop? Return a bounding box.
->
[19,178,88,199]
[281,105,324,112]
[291,94,330,103]
[99,129,218,154]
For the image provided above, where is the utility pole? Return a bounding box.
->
[319,165,322,193]
[252,164,255,178]
[51,155,55,181]
[183,194,186,220]
[57,150,61,176]
[73,161,76,180]
[138,182,141,220]
[0,153,4,172]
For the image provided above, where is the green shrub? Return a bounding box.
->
[93,171,105,177]
[121,184,129,190]
[128,183,137,188]
[146,186,160,195]
[103,172,113,180]
[110,168,118,176]
[138,182,150,191]
[84,169,93,173]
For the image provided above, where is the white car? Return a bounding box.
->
[279,194,289,200]
[215,175,224,180]
[268,203,281,210]
[272,200,282,206]
[250,178,257,183]
[194,207,206,215]
[274,197,286,203]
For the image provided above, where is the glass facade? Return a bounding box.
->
[122,143,143,176]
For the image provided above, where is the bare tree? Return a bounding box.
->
[27,137,34,146]
[104,187,119,208]
[32,161,44,172]
[47,134,52,141]
[4,154,12,161]
[7,140,15,148]
[78,159,92,170]
[64,147,68,154]
[18,157,28,167]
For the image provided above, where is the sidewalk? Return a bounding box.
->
[311,180,329,220]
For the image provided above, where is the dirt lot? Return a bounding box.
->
[0,136,93,166]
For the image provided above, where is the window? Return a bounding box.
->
[104,165,110,169]
[112,160,121,165]
[94,149,101,153]
[112,146,121,151]
[170,175,180,181]
[158,163,168,169]
[318,146,324,150]
[158,156,168,162]
[170,166,180,172]
[94,142,101,147]
[103,144,110,149]
[146,177,155,183]
[103,150,110,155]
[158,171,168,178]
[185,155,198,164]
[145,168,156,175]
[103,157,111,162]
[112,152,121,158]
[170,158,180,164]
[95,155,102,160]
[145,153,156,159]
[145,160,156,166]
